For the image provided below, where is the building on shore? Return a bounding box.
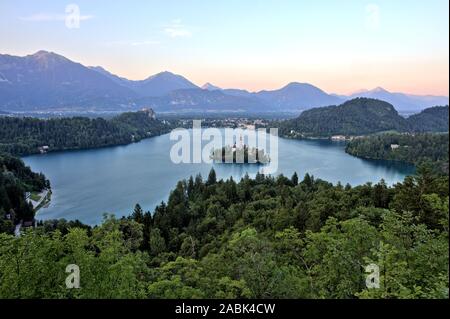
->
[38,145,49,154]
[141,108,156,119]
[331,135,347,141]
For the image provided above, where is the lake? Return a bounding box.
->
[23,132,415,225]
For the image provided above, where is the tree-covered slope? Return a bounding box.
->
[277,99,449,138]
[346,133,449,174]
[0,110,172,156]
[279,98,408,137]
[406,106,449,132]
[0,153,48,229]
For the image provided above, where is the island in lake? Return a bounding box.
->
[210,143,270,164]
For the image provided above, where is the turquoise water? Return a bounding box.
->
[23,133,414,225]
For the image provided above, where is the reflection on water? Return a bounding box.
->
[23,132,415,225]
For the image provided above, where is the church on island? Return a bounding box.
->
[210,135,270,164]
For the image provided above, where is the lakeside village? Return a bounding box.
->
[287,129,363,142]
[175,117,269,131]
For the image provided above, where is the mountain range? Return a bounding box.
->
[346,87,449,113]
[0,51,448,113]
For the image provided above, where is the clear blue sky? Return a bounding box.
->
[0,0,448,95]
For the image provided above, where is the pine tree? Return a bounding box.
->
[291,172,299,186]
[131,204,144,224]
[207,168,217,185]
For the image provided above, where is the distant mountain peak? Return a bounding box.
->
[372,86,388,93]
[254,82,342,110]
[150,70,176,77]
[0,50,137,110]
[32,50,51,55]
[130,71,199,97]
[201,82,221,91]
[28,50,69,66]
[30,50,64,59]
[351,87,388,95]
[351,88,369,95]
[347,86,449,112]
[89,65,107,72]
[281,82,323,91]
[145,71,186,82]
[285,82,308,88]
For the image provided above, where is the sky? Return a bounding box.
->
[0,0,448,96]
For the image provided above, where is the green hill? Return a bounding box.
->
[0,110,172,156]
[346,133,449,171]
[279,98,408,137]
[279,98,449,138]
[407,106,449,132]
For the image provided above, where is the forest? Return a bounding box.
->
[0,164,448,299]
[346,133,449,172]
[406,106,450,133]
[0,110,174,156]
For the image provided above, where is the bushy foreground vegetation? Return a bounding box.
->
[0,166,448,299]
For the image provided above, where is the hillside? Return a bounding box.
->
[279,98,449,138]
[0,110,172,156]
[279,98,409,137]
[407,106,449,132]
[346,133,449,172]
[0,153,49,227]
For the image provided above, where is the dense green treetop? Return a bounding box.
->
[0,166,448,299]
